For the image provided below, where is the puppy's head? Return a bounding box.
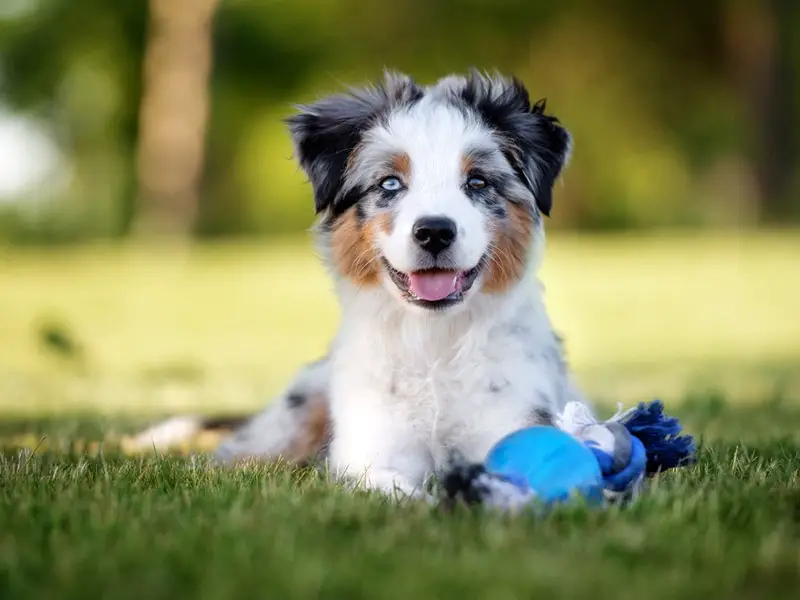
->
[288,70,571,313]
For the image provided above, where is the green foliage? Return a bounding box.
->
[1,1,799,240]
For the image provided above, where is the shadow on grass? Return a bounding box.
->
[1,392,799,456]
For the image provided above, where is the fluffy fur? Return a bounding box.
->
[134,70,589,498]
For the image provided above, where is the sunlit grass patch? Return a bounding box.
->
[1,229,798,416]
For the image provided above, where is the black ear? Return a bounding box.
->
[460,71,571,217]
[286,72,424,216]
[526,97,572,217]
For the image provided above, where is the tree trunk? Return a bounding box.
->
[725,0,798,222]
[132,0,219,237]
[757,0,798,221]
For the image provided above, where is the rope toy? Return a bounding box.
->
[440,400,695,512]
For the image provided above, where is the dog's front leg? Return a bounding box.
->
[328,389,432,500]
[330,438,432,499]
[346,468,428,501]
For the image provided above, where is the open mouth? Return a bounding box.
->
[382,259,484,310]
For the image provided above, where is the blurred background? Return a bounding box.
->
[0,0,798,426]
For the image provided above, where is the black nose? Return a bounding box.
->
[412,216,457,255]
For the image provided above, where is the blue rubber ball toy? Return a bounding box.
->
[441,401,696,512]
[485,426,605,506]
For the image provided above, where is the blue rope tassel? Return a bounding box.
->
[618,400,696,475]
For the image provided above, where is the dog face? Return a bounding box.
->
[288,70,571,312]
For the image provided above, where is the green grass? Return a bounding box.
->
[1,231,799,598]
[1,401,799,600]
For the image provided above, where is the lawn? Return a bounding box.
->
[1,230,799,599]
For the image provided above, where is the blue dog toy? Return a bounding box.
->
[440,400,695,512]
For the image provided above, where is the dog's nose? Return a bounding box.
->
[412,216,457,255]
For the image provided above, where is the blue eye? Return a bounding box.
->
[467,176,487,190]
[380,176,403,192]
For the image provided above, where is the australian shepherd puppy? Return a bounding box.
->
[135,70,592,497]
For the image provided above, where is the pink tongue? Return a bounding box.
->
[408,271,459,301]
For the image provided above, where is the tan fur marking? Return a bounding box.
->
[286,392,331,464]
[375,212,393,235]
[461,153,475,176]
[391,152,411,178]
[331,207,381,285]
[483,203,534,294]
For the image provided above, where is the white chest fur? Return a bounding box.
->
[327,279,574,495]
